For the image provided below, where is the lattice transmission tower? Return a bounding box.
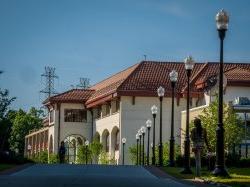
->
[40,66,58,99]
[76,77,90,89]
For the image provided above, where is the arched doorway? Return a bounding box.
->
[64,135,85,163]
[102,129,110,153]
[111,126,120,154]
[93,132,101,142]
[49,135,53,153]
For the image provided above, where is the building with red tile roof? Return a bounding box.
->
[25,61,250,164]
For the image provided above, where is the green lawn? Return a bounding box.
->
[0,164,16,172]
[163,167,250,187]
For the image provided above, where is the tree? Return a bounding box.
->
[0,88,16,151]
[197,97,244,153]
[9,107,43,154]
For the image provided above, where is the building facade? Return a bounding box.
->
[24,61,250,164]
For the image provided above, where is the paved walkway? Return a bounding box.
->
[0,164,194,187]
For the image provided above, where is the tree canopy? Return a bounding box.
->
[196,97,244,153]
[9,107,43,154]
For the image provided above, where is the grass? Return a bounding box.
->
[0,164,16,172]
[163,167,250,187]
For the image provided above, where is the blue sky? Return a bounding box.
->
[1,0,250,110]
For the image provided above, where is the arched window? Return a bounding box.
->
[106,134,110,152]
[115,130,120,151]
[49,135,53,153]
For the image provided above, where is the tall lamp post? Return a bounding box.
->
[213,9,229,177]
[141,126,146,165]
[151,105,157,165]
[169,70,178,167]
[122,137,126,165]
[146,119,152,165]
[157,86,165,166]
[85,140,89,165]
[136,133,139,165]
[138,129,142,165]
[181,56,195,174]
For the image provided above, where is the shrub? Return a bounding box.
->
[89,140,103,164]
[39,151,48,163]
[99,151,109,164]
[129,142,181,165]
[76,145,92,164]
[48,153,59,164]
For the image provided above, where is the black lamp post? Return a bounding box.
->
[138,129,142,165]
[141,126,146,165]
[169,70,178,167]
[181,56,194,174]
[85,140,89,165]
[157,86,165,166]
[122,137,126,165]
[212,9,229,177]
[151,105,157,165]
[146,119,152,165]
[136,133,139,165]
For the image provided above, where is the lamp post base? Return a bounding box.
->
[212,166,229,177]
[168,138,175,167]
[158,143,163,167]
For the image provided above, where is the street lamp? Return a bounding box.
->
[157,86,165,166]
[122,137,126,165]
[138,129,142,165]
[213,9,229,177]
[141,126,146,165]
[181,55,194,174]
[136,133,139,165]
[85,140,89,164]
[146,119,152,165]
[151,105,157,165]
[169,70,178,167]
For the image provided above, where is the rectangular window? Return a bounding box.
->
[104,104,111,116]
[96,107,101,119]
[64,109,87,122]
[113,100,120,113]
[49,110,54,123]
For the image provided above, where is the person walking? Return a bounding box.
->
[59,141,66,164]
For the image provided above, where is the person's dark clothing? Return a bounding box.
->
[59,145,66,163]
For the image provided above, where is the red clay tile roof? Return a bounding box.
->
[86,63,139,104]
[194,63,250,89]
[117,61,204,97]
[42,61,250,107]
[43,89,94,105]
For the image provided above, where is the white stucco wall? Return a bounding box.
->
[120,96,190,165]
[59,103,92,142]
[95,111,120,162]
[205,86,250,105]
[48,103,92,154]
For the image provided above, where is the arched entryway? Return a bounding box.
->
[49,135,53,153]
[93,132,101,142]
[102,129,110,153]
[111,126,119,154]
[64,135,85,163]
